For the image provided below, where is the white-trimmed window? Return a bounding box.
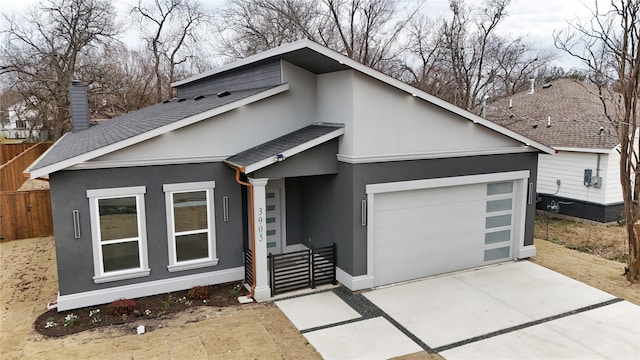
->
[163,181,218,272]
[87,186,150,283]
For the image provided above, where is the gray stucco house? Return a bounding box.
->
[28,40,553,311]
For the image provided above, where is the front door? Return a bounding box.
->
[265,179,285,254]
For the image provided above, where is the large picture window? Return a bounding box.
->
[87,186,150,283]
[164,181,218,272]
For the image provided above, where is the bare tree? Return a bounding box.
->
[555,0,640,282]
[132,0,209,102]
[0,0,119,140]
[403,0,553,111]
[216,0,421,74]
[78,44,157,117]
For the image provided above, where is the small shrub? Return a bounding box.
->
[108,298,137,316]
[188,285,209,300]
[89,309,101,323]
[229,284,242,298]
[45,318,58,329]
[161,298,172,309]
[63,313,78,327]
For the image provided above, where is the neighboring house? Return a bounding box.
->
[484,79,624,223]
[1,100,47,141]
[27,40,553,311]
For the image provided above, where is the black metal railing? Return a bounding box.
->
[244,246,253,286]
[312,244,337,288]
[268,244,337,296]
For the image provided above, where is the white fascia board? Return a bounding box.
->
[337,146,537,164]
[28,84,290,179]
[554,146,614,154]
[69,155,233,170]
[243,127,345,174]
[175,39,554,155]
[26,133,68,179]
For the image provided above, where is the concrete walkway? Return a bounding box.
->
[0,237,320,359]
[277,261,640,360]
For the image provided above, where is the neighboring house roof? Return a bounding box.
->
[226,123,344,173]
[484,79,619,152]
[28,39,554,179]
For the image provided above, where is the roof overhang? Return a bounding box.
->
[175,39,554,155]
[553,146,615,154]
[225,123,344,174]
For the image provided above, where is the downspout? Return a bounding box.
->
[231,165,257,299]
[596,127,604,177]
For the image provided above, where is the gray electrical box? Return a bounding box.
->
[591,176,602,188]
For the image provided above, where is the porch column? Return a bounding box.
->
[249,177,271,301]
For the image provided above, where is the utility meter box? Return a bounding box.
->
[591,176,602,188]
[584,169,593,186]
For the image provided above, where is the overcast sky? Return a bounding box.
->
[2,0,594,70]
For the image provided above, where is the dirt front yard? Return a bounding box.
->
[2,216,639,360]
[0,237,320,359]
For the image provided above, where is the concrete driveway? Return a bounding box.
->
[276,261,640,360]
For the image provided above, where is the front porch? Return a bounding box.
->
[224,123,345,300]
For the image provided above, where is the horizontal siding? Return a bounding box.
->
[176,60,282,98]
[537,152,607,204]
[604,148,624,203]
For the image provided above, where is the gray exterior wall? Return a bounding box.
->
[176,60,282,99]
[254,140,339,179]
[285,152,539,277]
[49,163,244,295]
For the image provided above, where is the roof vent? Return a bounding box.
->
[217,91,231,98]
[532,124,538,129]
[194,95,205,101]
[542,83,552,89]
[177,98,186,102]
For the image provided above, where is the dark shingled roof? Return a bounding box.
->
[31,86,279,171]
[226,123,343,168]
[484,79,619,150]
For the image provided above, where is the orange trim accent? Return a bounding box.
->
[233,166,257,300]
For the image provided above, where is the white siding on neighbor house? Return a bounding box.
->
[605,147,624,204]
[348,72,523,159]
[537,151,623,205]
[91,61,319,164]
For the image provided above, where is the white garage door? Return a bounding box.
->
[370,177,521,287]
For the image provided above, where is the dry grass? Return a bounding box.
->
[531,214,640,305]
[534,215,628,262]
[530,239,640,305]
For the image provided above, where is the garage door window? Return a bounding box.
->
[484,181,514,262]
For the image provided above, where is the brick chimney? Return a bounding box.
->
[68,80,90,132]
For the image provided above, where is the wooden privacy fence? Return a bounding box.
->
[0,189,53,240]
[1,144,33,165]
[0,143,52,192]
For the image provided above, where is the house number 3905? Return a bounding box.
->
[257,207,264,241]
